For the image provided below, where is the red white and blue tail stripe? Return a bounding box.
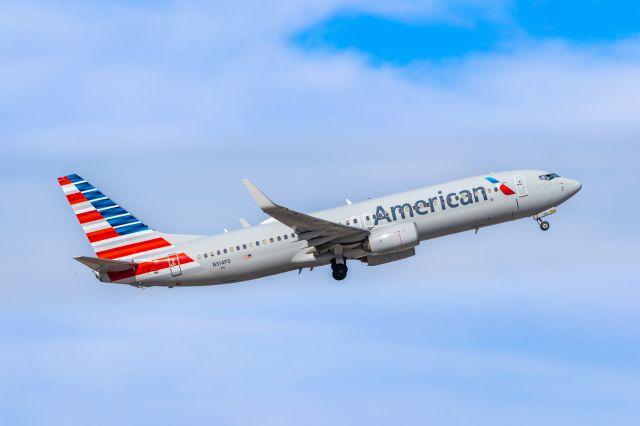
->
[58,173,197,284]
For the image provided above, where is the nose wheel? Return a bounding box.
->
[331,259,348,281]
[533,208,556,232]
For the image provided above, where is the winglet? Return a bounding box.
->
[243,179,278,211]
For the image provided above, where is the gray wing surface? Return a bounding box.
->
[242,179,369,249]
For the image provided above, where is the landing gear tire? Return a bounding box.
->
[331,261,348,281]
[539,221,550,231]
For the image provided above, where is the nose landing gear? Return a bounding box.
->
[533,207,556,232]
[331,258,348,281]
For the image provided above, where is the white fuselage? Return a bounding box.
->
[127,169,581,286]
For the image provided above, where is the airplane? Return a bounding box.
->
[58,170,581,287]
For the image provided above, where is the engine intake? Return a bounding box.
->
[365,222,419,255]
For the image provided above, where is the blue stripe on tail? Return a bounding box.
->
[116,223,149,236]
[100,206,128,218]
[107,214,138,227]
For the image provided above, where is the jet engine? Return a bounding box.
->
[365,222,419,255]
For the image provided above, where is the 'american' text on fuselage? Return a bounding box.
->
[374,186,490,225]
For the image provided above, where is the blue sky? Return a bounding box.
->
[294,0,640,63]
[1,1,640,425]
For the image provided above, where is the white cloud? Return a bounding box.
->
[1,0,639,173]
[2,2,640,424]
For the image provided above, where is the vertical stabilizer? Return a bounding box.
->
[57,173,175,261]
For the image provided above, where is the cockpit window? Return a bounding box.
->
[539,173,560,181]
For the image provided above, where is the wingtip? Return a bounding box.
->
[242,178,257,193]
[242,178,277,210]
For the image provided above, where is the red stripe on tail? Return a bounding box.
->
[67,192,88,205]
[86,227,120,243]
[96,237,172,260]
[77,210,104,224]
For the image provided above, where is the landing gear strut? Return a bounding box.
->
[533,207,556,232]
[331,259,348,281]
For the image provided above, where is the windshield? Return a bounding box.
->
[539,173,560,181]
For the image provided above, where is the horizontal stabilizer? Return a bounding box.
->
[75,256,138,272]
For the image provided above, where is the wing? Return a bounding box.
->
[242,179,369,249]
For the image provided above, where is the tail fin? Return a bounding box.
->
[58,174,175,260]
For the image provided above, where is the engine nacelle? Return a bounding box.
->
[365,222,419,255]
[367,248,415,266]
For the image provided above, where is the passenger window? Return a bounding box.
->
[210,251,214,257]
[277,236,281,241]
[291,233,295,238]
[270,237,274,243]
[366,215,370,221]
[217,250,221,255]
[243,244,247,249]
[204,253,208,258]
[197,254,202,260]
[236,245,240,251]
[346,220,350,225]
[223,249,227,254]
[284,234,288,240]
[256,241,259,246]
[230,247,234,252]
[262,239,267,245]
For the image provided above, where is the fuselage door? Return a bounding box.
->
[514,175,528,198]
[168,253,182,277]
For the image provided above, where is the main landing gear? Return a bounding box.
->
[331,258,348,281]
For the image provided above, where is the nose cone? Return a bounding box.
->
[565,178,582,197]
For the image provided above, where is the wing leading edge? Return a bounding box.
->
[242,179,369,249]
